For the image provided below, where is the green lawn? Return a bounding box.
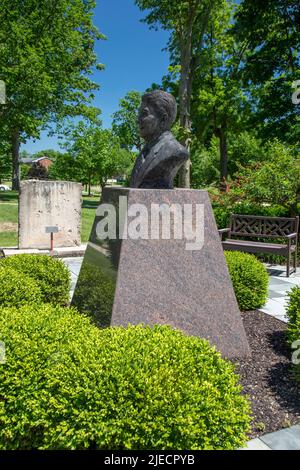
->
[0,190,18,203]
[0,191,19,247]
[0,192,98,247]
[0,202,18,224]
[81,195,100,242]
[0,232,18,246]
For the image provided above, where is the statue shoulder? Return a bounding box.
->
[159,133,189,161]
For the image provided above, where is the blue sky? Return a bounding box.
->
[23,0,170,154]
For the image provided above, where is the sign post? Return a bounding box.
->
[45,226,59,253]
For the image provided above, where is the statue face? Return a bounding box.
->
[138,101,165,142]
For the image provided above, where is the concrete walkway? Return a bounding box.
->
[259,264,300,323]
[244,425,300,450]
[63,256,83,301]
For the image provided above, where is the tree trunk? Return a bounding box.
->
[219,125,228,183]
[88,175,92,197]
[12,129,20,191]
[214,121,228,192]
[178,36,193,189]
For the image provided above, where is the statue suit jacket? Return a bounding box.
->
[130,131,189,189]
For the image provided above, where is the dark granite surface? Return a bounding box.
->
[72,187,250,359]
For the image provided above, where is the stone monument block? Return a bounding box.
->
[72,187,250,359]
[19,180,82,249]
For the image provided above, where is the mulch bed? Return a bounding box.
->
[233,311,300,439]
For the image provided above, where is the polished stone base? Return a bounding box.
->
[72,187,250,359]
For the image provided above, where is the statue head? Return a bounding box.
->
[138,90,177,142]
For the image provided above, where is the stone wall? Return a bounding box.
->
[19,180,82,249]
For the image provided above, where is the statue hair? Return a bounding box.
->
[142,90,177,130]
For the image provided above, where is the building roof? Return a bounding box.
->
[20,158,34,164]
[32,157,53,163]
[20,156,53,164]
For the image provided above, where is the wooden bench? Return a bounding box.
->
[219,214,299,277]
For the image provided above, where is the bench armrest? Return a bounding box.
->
[284,233,298,240]
[218,228,230,240]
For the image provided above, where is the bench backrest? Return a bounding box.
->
[229,214,299,239]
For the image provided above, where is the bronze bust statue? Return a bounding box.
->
[130,90,189,189]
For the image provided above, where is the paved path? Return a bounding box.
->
[62,257,300,450]
[244,425,300,450]
[259,264,300,323]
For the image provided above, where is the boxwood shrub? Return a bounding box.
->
[0,304,251,450]
[286,286,300,346]
[225,251,269,311]
[0,266,42,307]
[0,254,71,306]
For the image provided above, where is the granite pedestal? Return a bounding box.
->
[72,187,250,359]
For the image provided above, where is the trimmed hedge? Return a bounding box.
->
[0,255,71,306]
[286,286,300,346]
[0,304,251,450]
[225,251,269,311]
[0,266,42,307]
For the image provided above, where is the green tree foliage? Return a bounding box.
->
[191,2,252,185]
[135,0,225,188]
[20,164,30,180]
[233,0,300,144]
[235,140,300,216]
[191,131,266,188]
[142,0,300,189]
[0,0,104,189]
[48,153,80,183]
[112,91,143,152]
[191,137,220,188]
[226,131,265,176]
[0,142,11,183]
[63,122,133,193]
